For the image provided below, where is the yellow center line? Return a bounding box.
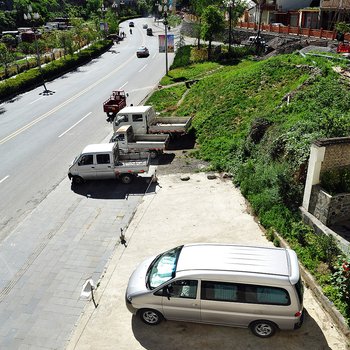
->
[0,53,135,146]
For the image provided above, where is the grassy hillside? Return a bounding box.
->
[147,49,350,324]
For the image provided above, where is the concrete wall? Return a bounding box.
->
[303,137,350,226]
[309,185,350,225]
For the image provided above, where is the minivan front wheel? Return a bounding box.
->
[139,309,163,325]
[250,320,277,338]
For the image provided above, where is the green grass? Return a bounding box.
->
[148,50,350,324]
[160,62,221,86]
[146,84,187,114]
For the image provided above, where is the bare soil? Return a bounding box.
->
[153,133,210,175]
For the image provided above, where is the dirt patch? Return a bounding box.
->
[153,133,210,175]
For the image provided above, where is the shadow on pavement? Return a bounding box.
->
[131,310,331,350]
[70,176,157,199]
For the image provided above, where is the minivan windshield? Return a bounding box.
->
[146,246,183,289]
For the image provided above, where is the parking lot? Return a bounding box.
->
[66,173,349,350]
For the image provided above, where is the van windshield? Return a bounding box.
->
[146,245,183,290]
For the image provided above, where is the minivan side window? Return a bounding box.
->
[201,281,290,306]
[155,280,198,299]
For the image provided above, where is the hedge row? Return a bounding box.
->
[0,39,113,101]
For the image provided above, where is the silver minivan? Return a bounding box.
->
[125,243,304,338]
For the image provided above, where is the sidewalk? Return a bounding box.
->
[66,173,349,350]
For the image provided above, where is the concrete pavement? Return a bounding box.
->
[0,175,153,349]
[66,173,349,350]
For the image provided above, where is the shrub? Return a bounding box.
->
[320,166,350,194]
[332,255,350,306]
[171,45,191,68]
[0,39,112,100]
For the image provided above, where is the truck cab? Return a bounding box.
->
[69,143,118,181]
[114,106,155,134]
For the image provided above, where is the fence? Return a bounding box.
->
[238,22,350,41]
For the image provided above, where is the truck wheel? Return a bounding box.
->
[120,174,134,184]
[72,176,84,185]
[149,150,158,159]
[249,320,277,338]
[139,309,163,325]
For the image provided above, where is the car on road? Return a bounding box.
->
[146,28,153,36]
[143,24,148,29]
[136,46,149,58]
[129,21,134,27]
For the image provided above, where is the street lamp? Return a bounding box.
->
[157,1,172,75]
[226,0,234,53]
[24,5,50,95]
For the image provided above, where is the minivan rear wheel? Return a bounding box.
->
[250,320,277,338]
[139,309,163,325]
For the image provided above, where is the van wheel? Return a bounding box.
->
[139,309,163,325]
[120,174,134,184]
[250,320,277,338]
[72,176,84,185]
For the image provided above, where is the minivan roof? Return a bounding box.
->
[176,244,299,284]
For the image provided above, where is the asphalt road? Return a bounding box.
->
[0,17,174,240]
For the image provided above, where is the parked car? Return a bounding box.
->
[129,21,134,27]
[271,22,286,27]
[125,243,304,338]
[143,24,148,29]
[136,46,149,58]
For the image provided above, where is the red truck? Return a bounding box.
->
[103,90,128,122]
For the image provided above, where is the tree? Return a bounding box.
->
[0,42,16,77]
[201,5,225,59]
[191,0,222,49]
[56,30,74,57]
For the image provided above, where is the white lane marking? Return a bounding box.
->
[0,53,136,146]
[58,112,92,138]
[152,53,157,59]
[29,96,44,105]
[138,64,148,73]
[0,175,10,184]
[120,81,128,89]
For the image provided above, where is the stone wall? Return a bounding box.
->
[309,185,350,225]
[320,142,350,173]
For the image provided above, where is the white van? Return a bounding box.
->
[125,243,304,338]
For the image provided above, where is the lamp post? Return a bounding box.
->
[24,5,50,95]
[157,0,172,75]
[99,4,108,34]
[226,0,234,53]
